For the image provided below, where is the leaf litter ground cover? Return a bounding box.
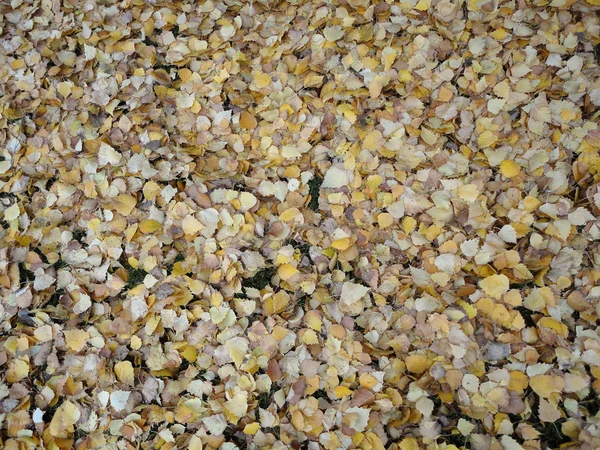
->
[1,0,600,449]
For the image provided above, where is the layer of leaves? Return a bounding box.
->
[1,0,600,450]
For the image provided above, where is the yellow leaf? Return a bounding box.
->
[530,375,563,398]
[476,296,494,315]
[114,360,135,385]
[334,386,353,398]
[480,274,509,299]
[420,127,437,145]
[128,257,139,269]
[359,373,379,389]
[57,81,72,98]
[291,410,305,430]
[364,432,386,450]
[366,175,382,191]
[278,263,299,281]
[512,312,525,330]
[113,194,137,216]
[509,371,528,393]
[363,130,383,150]
[253,71,271,88]
[64,329,90,352]
[491,303,512,327]
[524,286,554,311]
[478,130,498,148]
[300,329,319,344]
[182,216,203,235]
[239,192,257,211]
[382,48,397,71]
[538,317,568,338]
[130,335,142,350]
[139,219,161,233]
[6,359,29,382]
[304,311,322,331]
[225,337,249,368]
[243,423,260,435]
[490,28,508,40]
[279,207,301,222]
[264,291,290,315]
[377,213,393,228]
[223,392,248,424]
[304,72,324,87]
[499,160,521,178]
[181,345,197,362]
[172,261,189,277]
[456,299,477,319]
[399,437,419,450]
[403,216,417,234]
[399,70,413,82]
[322,247,335,258]
[561,109,577,122]
[437,86,453,102]
[415,0,431,10]
[405,354,432,374]
[49,400,81,438]
[189,436,203,450]
[331,237,351,250]
[457,184,480,202]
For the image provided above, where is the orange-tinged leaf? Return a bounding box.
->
[377,213,393,228]
[239,111,257,129]
[405,354,432,374]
